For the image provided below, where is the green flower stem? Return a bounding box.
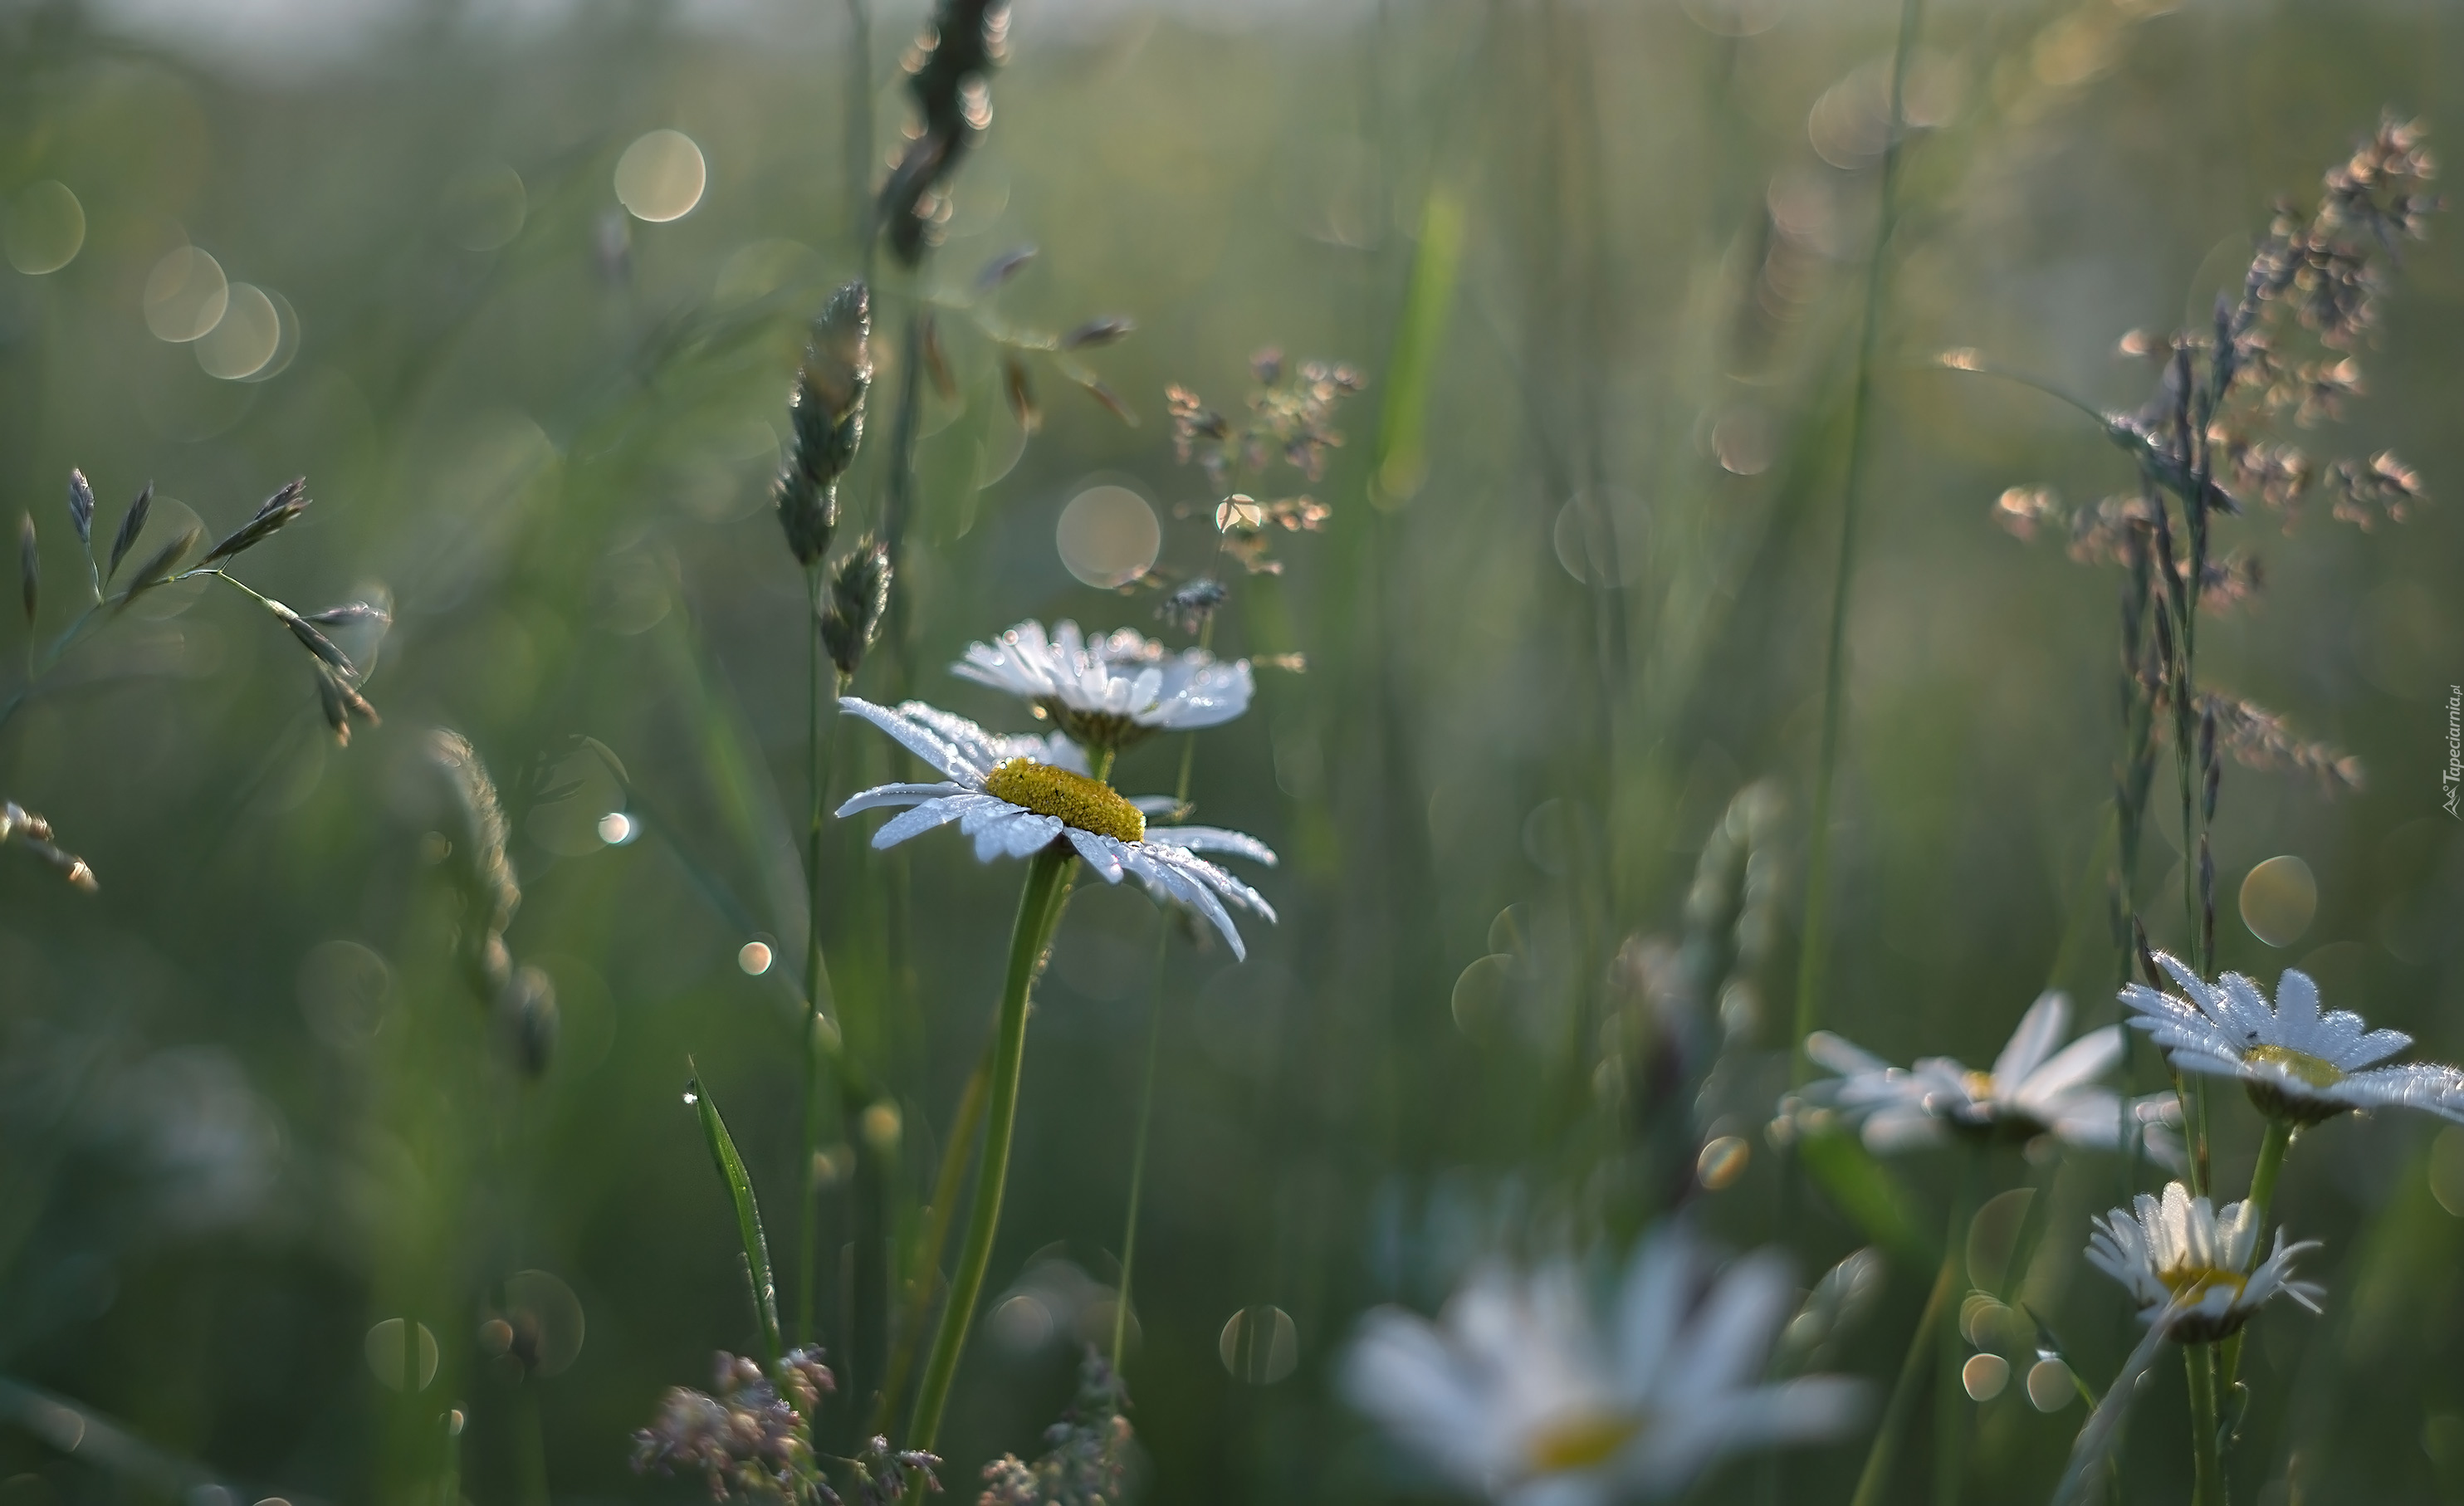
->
[2219,1118,2295,1393]
[1850,1179,1968,1506]
[2243,1117,2293,1235]
[906,843,1075,1450]
[2187,1342,2226,1506]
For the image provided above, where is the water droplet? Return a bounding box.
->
[597,811,636,844]
[682,1088,700,1107]
[738,941,774,975]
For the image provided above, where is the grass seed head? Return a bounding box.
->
[105,483,152,584]
[878,0,1010,266]
[819,535,892,680]
[776,282,872,566]
[199,477,310,566]
[66,470,94,550]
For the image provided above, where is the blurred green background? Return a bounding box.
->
[2,0,2462,1502]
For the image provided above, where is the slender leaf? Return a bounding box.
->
[686,1063,781,1367]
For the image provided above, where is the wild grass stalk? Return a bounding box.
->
[1790,0,1924,1080]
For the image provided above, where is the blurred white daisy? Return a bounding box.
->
[834,697,1275,959]
[952,619,1254,751]
[1341,1224,1864,1505]
[2121,954,2464,1126]
[2085,1181,2322,1343]
[1802,991,2179,1161]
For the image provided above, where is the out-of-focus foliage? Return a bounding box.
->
[2,1,2461,1504]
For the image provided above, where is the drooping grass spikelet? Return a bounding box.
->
[776,282,872,567]
[105,483,151,584]
[198,478,310,567]
[66,471,94,552]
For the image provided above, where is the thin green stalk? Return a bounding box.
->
[2187,1342,2225,1506]
[1110,941,1168,1374]
[1791,0,1924,1080]
[798,575,849,1349]
[870,1042,992,1436]
[1933,1148,1982,1506]
[1849,1178,1966,1506]
[906,844,1074,1450]
[846,0,876,286]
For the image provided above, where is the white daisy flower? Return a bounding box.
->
[833,697,1276,959]
[1802,991,2178,1159]
[951,619,1254,751]
[2084,1181,2323,1343]
[1341,1225,1864,1505]
[2120,953,2464,1126]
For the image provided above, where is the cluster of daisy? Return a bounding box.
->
[834,616,1276,958]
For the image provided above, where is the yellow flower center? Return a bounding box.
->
[980,758,1145,843]
[2157,1264,2248,1308]
[2242,1044,2344,1089]
[1963,1070,1997,1102]
[1524,1411,1644,1474]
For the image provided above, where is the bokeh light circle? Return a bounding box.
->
[1218,1304,1298,1385]
[2239,854,2318,948]
[443,164,527,252]
[196,283,283,379]
[614,130,707,222]
[1962,1352,2010,1401]
[1055,484,1160,588]
[4,181,86,274]
[2026,1358,2075,1411]
[144,247,229,343]
[364,1318,440,1391]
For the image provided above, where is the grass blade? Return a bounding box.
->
[687,1063,782,1367]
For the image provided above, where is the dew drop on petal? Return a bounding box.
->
[737,941,773,975]
[1962,1352,2009,1401]
[597,811,635,844]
